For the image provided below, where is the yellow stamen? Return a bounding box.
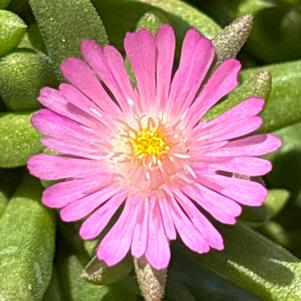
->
[130,128,170,160]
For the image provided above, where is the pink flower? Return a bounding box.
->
[28,25,281,270]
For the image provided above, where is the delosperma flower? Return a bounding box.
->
[28,25,281,270]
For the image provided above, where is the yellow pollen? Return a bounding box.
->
[130,128,170,159]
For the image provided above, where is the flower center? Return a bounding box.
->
[130,128,170,160]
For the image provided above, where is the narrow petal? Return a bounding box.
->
[173,188,223,250]
[131,198,149,258]
[198,173,267,206]
[97,195,139,267]
[145,197,170,269]
[42,177,109,208]
[155,25,176,110]
[169,196,210,254]
[59,83,116,132]
[185,59,241,128]
[124,29,156,110]
[38,87,96,128]
[208,134,282,157]
[168,34,215,116]
[31,109,99,144]
[41,137,107,160]
[195,156,272,176]
[28,154,107,180]
[79,191,126,240]
[182,183,241,224]
[60,58,121,115]
[60,185,122,222]
[158,195,177,240]
[81,39,134,113]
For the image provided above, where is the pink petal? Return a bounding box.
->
[79,191,127,240]
[168,33,215,116]
[131,198,149,258]
[124,29,156,111]
[185,58,241,128]
[60,185,122,222]
[60,58,121,116]
[81,40,134,113]
[145,197,170,269]
[31,109,99,144]
[28,154,106,180]
[155,25,176,110]
[205,97,265,127]
[38,87,96,128]
[182,183,241,224]
[97,195,139,267]
[41,137,107,160]
[196,156,272,176]
[169,196,210,254]
[208,134,282,157]
[173,188,223,250]
[199,173,267,206]
[190,117,263,149]
[42,177,109,208]
[59,83,116,132]
[158,195,176,240]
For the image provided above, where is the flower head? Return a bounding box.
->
[28,25,281,269]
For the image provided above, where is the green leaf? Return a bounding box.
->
[212,15,253,65]
[185,223,301,301]
[29,0,108,79]
[0,175,56,301]
[83,256,133,285]
[0,49,57,111]
[0,10,27,57]
[167,246,262,301]
[43,266,64,301]
[57,251,138,301]
[92,0,220,50]
[0,112,43,168]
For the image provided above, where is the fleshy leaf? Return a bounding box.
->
[83,256,133,285]
[185,223,301,301]
[0,49,57,111]
[29,0,109,79]
[213,15,253,65]
[0,9,27,57]
[0,112,43,168]
[167,246,262,301]
[0,175,55,300]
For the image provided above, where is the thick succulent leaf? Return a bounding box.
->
[57,251,139,301]
[167,246,262,301]
[0,9,27,57]
[0,112,43,168]
[83,256,133,285]
[92,0,220,50]
[0,175,56,301]
[29,0,109,79]
[0,49,57,111]
[185,223,301,301]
